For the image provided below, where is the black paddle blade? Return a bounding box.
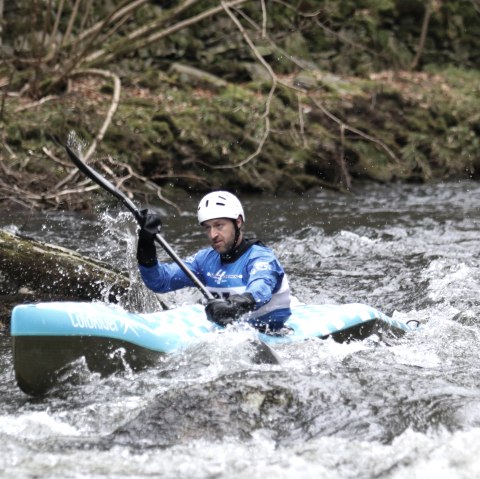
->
[246,338,280,365]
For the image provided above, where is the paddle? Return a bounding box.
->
[64,141,280,365]
[64,143,214,301]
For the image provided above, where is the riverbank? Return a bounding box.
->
[2,65,479,212]
[1,1,479,211]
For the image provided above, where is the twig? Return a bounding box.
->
[48,0,66,56]
[222,3,397,175]
[14,95,58,112]
[1,142,17,159]
[79,0,93,31]
[70,68,121,162]
[297,92,308,148]
[53,169,79,190]
[42,184,100,200]
[61,0,82,49]
[42,146,71,167]
[410,0,434,71]
[338,124,351,189]
[96,14,131,49]
[102,157,182,214]
[86,0,250,65]
[209,1,276,170]
[52,3,132,88]
[103,0,203,48]
[76,0,151,45]
[45,67,121,193]
[309,95,400,164]
[233,8,323,75]
[260,0,267,38]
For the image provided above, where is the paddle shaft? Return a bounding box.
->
[151,233,214,300]
[65,144,214,301]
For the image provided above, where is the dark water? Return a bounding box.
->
[1,180,480,478]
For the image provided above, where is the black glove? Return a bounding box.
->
[136,209,162,267]
[205,293,256,326]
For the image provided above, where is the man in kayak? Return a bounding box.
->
[136,191,291,332]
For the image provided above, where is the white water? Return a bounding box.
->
[1,180,479,478]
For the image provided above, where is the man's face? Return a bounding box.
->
[202,217,240,253]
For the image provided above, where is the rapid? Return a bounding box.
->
[0,180,479,478]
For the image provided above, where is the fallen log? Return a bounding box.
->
[0,229,130,332]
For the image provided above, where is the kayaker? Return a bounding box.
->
[136,191,291,332]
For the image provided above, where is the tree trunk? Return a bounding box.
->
[0,230,130,331]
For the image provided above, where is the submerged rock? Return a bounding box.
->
[112,370,297,448]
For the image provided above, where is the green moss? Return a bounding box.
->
[3,48,480,203]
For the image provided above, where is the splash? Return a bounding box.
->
[66,130,87,158]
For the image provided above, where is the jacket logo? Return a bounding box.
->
[250,261,271,275]
[207,269,242,284]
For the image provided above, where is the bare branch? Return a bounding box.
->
[228,4,397,177]
[79,0,94,31]
[225,3,276,86]
[42,147,71,168]
[309,95,400,164]
[14,95,58,112]
[234,8,321,73]
[102,158,182,214]
[338,124,351,189]
[76,0,150,44]
[1,141,17,159]
[70,68,121,161]
[86,0,251,65]
[48,0,65,54]
[42,184,100,200]
[207,1,275,170]
[46,68,121,193]
[52,2,142,89]
[410,0,435,71]
[260,0,267,38]
[53,170,79,191]
[61,0,83,49]
[106,0,204,47]
[297,92,308,148]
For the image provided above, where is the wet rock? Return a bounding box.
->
[112,370,298,448]
[0,230,129,330]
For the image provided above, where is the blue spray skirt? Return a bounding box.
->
[11,301,413,395]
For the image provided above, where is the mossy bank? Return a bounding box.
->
[1,1,479,210]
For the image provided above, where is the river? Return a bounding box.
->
[0,180,479,478]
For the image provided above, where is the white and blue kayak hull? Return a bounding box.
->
[11,302,412,395]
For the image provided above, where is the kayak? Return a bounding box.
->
[11,301,414,396]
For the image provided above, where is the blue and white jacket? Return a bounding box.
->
[139,242,291,329]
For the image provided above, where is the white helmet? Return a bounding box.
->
[197,191,245,225]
